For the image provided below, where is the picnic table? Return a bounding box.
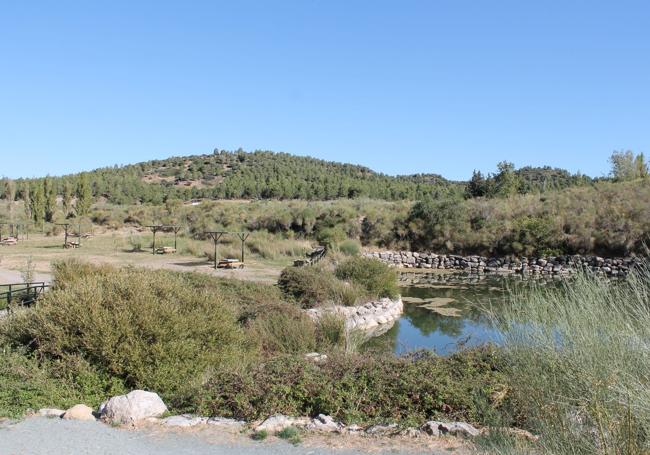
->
[217,258,244,269]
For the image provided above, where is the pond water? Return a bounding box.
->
[367,271,562,355]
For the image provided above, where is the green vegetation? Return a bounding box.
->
[278,266,362,308]
[0,260,504,428]
[334,256,398,299]
[276,426,302,445]
[494,265,650,454]
[277,257,397,308]
[204,348,506,426]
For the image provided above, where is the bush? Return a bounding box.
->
[277,266,361,308]
[203,347,507,426]
[1,260,255,411]
[335,257,398,299]
[338,239,361,256]
[0,348,125,418]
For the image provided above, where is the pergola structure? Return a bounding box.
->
[56,222,82,248]
[203,231,250,269]
[146,225,182,254]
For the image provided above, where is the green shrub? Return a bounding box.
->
[338,239,361,256]
[316,226,347,249]
[0,348,125,418]
[1,260,256,411]
[250,430,268,441]
[335,257,398,299]
[203,347,507,426]
[250,310,317,354]
[277,426,302,445]
[277,266,361,308]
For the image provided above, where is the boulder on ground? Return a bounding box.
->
[308,414,342,432]
[100,390,167,424]
[421,421,480,438]
[255,414,310,433]
[37,408,65,418]
[162,415,207,427]
[62,404,95,421]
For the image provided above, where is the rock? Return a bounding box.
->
[101,390,167,424]
[365,423,398,435]
[255,414,309,433]
[309,414,341,432]
[400,427,423,438]
[421,421,443,437]
[304,352,328,364]
[62,404,95,421]
[37,408,65,418]
[422,421,480,438]
[345,424,363,433]
[207,416,246,427]
[162,415,207,427]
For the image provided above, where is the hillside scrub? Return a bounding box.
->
[0,260,510,428]
[334,256,399,299]
[495,265,650,454]
[203,348,508,426]
[277,266,363,308]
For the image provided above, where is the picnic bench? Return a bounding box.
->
[217,258,244,269]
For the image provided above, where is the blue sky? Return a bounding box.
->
[1,0,648,180]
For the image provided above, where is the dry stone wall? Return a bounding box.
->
[364,251,643,277]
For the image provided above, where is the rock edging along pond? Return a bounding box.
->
[364,251,644,277]
[306,297,403,333]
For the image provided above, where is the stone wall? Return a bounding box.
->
[306,297,403,334]
[364,251,643,277]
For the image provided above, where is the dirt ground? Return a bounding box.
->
[0,230,289,285]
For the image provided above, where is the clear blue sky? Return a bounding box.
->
[1,1,648,180]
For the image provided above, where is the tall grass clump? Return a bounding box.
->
[496,265,650,454]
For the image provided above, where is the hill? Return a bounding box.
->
[9,150,460,205]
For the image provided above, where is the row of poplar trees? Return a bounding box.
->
[2,173,93,224]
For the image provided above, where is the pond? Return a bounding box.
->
[366,271,564,355]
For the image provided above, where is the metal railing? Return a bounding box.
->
[0,282,49,308]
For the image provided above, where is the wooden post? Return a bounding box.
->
[152,228,157,254]
[237,232,250,263]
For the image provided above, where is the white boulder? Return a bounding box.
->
[62,404,95,421]
[100,390,167,424]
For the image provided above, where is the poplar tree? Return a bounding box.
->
[76,173,92,216]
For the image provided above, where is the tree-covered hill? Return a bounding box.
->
[5,150,462,206]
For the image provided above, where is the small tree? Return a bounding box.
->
[76,173,92,216]
[30,181,45,224]
[62,181,74,217]
[4,178,16,220]
[610,150,638,181]
[22,182,31,221]
[43,177,57,222]
[635,153,648,179]
[494,161,520,197]
[464,170,488,199]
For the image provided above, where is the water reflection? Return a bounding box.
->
[366,272,518,355]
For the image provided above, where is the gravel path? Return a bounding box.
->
[0,418,453,455]
[0,267,52,284]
